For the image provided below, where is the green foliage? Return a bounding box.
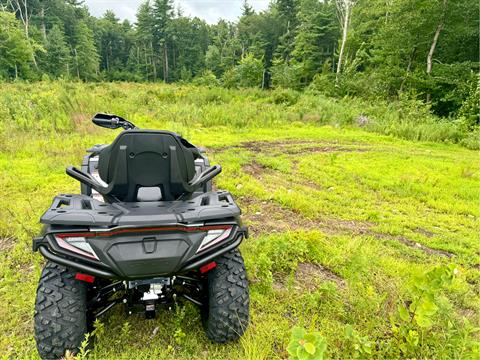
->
[0,0,477,123]
[344,325,372,358]
[271,60,302,90]
[72,21,100,81]
[457,75,480,129]
[192,70,220,87]
[268,88,300,106]
[287,327,328,360]
[205,45,223,77]
[291,0,337,85]
[0,81,476,148]
[235,53,264,88]
[221,68,239,89]
[0,11,34,79]
[41,25,71,78]
[392,264,464,356]
[399,265,457,328]
[76,332,92,360]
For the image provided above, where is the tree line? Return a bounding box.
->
[0,0,478,121]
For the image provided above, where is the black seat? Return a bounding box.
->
[66,130,221,202]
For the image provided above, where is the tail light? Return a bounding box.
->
[197,227,232,253]
[55,235,99,260]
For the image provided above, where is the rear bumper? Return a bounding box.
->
[34,228,246,280]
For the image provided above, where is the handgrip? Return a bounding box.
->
[189,165,222,189]
[91,113,136,130]
[92,117,117,128]
[66,166,105,193]
[92,113,121,129]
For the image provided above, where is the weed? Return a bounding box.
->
[287,326,328,360]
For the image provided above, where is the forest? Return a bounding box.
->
[0,0,478,123]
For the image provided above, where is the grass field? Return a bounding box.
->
[0,82,478,359]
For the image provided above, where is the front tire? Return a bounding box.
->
[202,249,250,343]
[34,262,89,359]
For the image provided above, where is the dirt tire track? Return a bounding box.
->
[210,139,370,155]
[238,196,455,258]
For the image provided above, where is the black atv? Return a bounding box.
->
[32,114,249,359]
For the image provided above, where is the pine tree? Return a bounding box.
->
[43,24,71,78]
[274,0,300,62]
[152,0,174,82]
[205,45,222,76]
[292,0,338,83]
[136,1,156,80]
[72,20,99,81]
[242,0,254,16]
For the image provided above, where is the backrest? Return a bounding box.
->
[97,130,198,202]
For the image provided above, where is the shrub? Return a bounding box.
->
[271,60,302,90]
[268,88,300,106]
[192,70,219,88]
[221,68,238,89]
[236,53,264,88]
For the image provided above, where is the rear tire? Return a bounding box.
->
[202,249,250,343]
[34,262,89,359]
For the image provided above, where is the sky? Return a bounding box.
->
[83,0,271,25]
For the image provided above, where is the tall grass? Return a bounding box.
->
[0,81,477,149]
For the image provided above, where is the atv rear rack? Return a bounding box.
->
[40,191,241,226]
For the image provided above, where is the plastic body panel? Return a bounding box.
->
[87,226,241,278]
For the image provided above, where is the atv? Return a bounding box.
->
[32,114,249,359]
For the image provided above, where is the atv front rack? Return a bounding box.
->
[40,191,241,226]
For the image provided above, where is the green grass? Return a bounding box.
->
[0,82,478,359]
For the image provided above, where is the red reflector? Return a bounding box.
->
[75,273,95,283]
[200,261,217,274]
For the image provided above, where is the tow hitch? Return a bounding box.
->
[128,278,174,319]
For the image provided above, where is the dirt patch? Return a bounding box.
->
[72,113,101,134]
[243,162,265,177]
[71,113,90,126]
[374,233,454,258]
[0,237,14,252]
[414,228,435,238]
[238,157,455,259]
[272,262,346,291]
[238,197,317,235]
[242,161,327,194]
[283,146,369,155]
[324,218,372,235]
[211,139,369,155]
[238,196,373,237]
[295,262,346,290]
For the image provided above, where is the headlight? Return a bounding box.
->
[197,227,232,253]
[55,235,99,260]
